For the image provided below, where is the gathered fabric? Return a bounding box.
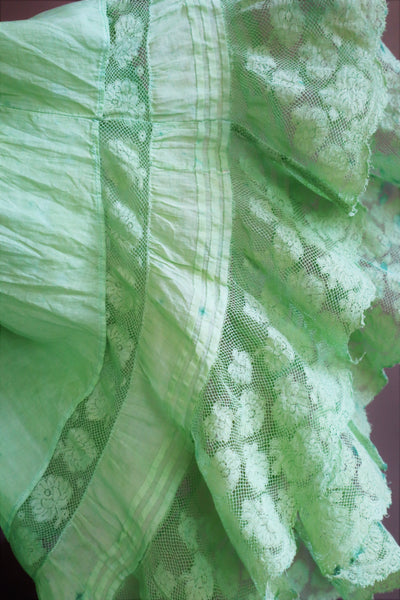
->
[0,0,399,598]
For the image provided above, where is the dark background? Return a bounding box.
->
[0,0,399,599]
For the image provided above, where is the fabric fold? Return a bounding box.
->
[0,1,399,600]
[0,0,108,534]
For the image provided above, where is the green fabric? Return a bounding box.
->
[0,1,400,599]
[0,0,107,533]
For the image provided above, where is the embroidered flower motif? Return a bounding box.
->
[353,490,389,525]
[269,0,305,48]
[107,139,147,190]
[182,552,214,600]
[286,426,341,484]
[328,107,340,121]
[285,429,315,482]
[237,389,265,437]
[299,38,338,81]
[268,437,285,476]
[213,447,241,493]
[107,203,143,258]
[204,403,234,444]
[106,271,135,313]
[241,493,275,544]
[272,375,311,427]
[325,440,358,488]
[227,348,252,385]
[291,105,329,155]
[275,488,297,527]
[113,14,144,68]
[61,428,98,473]
[30,475,72,527]
[287,270,326,312]
[108,322,135,368]
[312,412,341,442]
[104,79,145,116]
[306,499,354,561]
[338,295,366,330]
[319,65,370,120]
[178,511,198,551]
[85,383,113,421]
[340,279,376,330]
[248,196,276,227]
[240,493,294,573]
[242,442,269,493]
[154,563,176,597]
[262,327,295,371]
[357,454,391,504]
[13,527,45,566]
[317,252,359,291]
[273,223,303,269]
[338,521,400,588]
[326,0,386,50]
[106,261,141,306]
[271,69,305,105]
[243,292,269,325]
[246,47,276,80]
[317,143,355,191]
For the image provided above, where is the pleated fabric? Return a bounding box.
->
[0,1,399,599]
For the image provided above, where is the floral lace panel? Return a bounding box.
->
[9,0,151,575]
[225,0,388,210]
[189,126,399,597]
[130,465,348,600]
[134,459,260,600]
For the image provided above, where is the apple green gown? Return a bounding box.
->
[0,0,399,598]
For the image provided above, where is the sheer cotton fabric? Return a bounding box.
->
[0,0,400,599]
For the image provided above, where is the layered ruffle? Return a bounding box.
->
[1,1,399,600]
[137,2,400,599]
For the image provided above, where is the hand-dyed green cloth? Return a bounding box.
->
[1,0,400,598]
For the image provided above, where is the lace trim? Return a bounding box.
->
[9,0,151,575]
